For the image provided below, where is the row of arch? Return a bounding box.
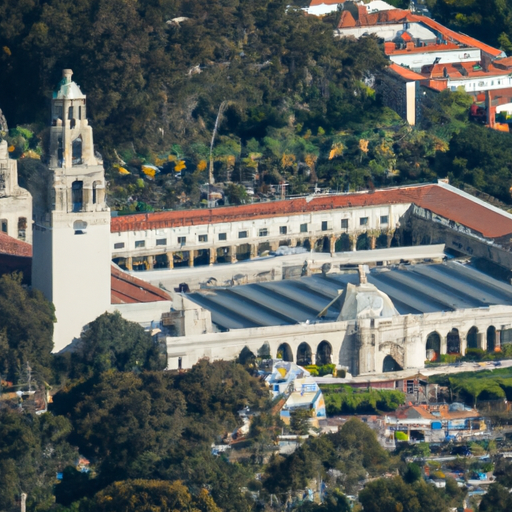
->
[295,232,392,253]
[425,326,499,361]
[277,341,333,366]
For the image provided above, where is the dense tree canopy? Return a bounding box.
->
[0,410,75,511]
[0,273,54,383]
[2,0,512,211]
[359,476,451,512]
[264,418,392,495]
[83,479,221,512]
[50,361,267,510]
[68,311,166,376]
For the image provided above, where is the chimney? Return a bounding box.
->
[63,69,73,83]
[20,493,27,512]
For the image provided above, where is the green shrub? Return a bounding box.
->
[395,431,408,441]
[464,348,486,361]
[324,389,405,415]
[440,354,459,364]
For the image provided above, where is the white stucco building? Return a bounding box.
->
[164,262,512,376]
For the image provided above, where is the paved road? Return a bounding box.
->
[128,245,445,293]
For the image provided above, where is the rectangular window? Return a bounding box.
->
[135,240,145,248]
[341,219,349,229]
[17,217,27,241]
[218,233,227,241]
[259,229,268,237]
[380,215,389,225]
[300,223,307,233]
[156,238,167,246]
[360,217,368,226]
[71,181,83,212]
[239,231,248,239]
[321,221,329,231]
[177,236,186,245]
[279,226,287,235]
[198,234,208,242]
[114,242,125,249]
[1,219,7,233]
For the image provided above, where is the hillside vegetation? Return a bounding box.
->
[2,0,512,210]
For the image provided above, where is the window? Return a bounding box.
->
[321,221,329,231]
[177,236,186,245]
[360,217,368,226]
[341,219,349,229]
[380,215,389,225]
[71,181,83,212]
[73,220,87,235]
[72,137,82,164]
[300,223,308,233]
[135,240,145,248]
[156,238,167,246]
[0,219,7,234]
[114,242,125,249]
[279,226,287,235]
[259,228,268,237]
[198,234,208,242]
[239,231,248,239]
[17,217,27,241]
[218,233,227,241]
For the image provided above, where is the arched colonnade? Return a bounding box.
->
[276,340,334,367]
[424,325,507,361]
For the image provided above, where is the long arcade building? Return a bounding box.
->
[110,181,512,271]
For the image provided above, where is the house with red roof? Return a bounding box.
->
[335,5,511,127]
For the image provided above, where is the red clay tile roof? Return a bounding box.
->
[388,63,425,81]
[421,78,448,91]
[0,232,32,257]
[111,265,170,304]
[386,42,462,55]
[338,10,356,28]
[424,61,511,80]
[110,183,512,239]
[409,15,503,58]
[494,56,512,68]
[338,7,411,28]
[418,186,512,238]
[337,8,503,58]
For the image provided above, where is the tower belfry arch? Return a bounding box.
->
[32,69,111,352]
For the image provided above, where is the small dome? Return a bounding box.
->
[53,70,85,100]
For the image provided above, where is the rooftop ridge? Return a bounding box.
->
[110,183,434,233]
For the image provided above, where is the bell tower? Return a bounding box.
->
[32,69,111,352]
